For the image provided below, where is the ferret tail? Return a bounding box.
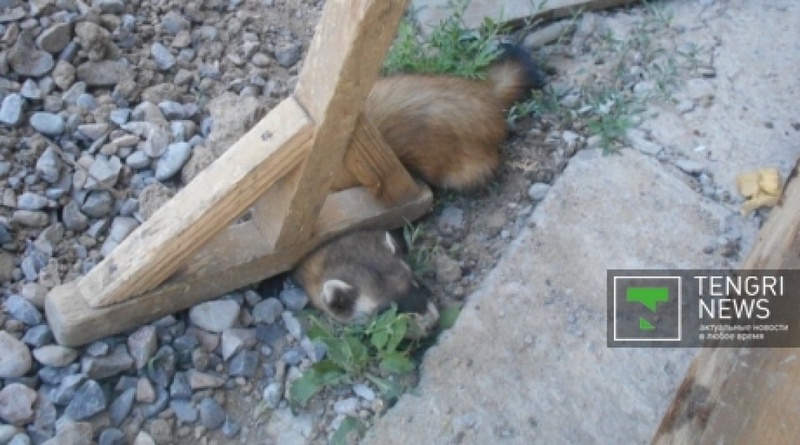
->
[486,43,547,109]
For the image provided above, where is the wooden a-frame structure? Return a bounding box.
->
[45,0,429,346]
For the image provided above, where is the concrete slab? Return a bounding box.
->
[364,148,732,445]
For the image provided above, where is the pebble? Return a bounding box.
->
[528,182,551,201]
[127,325,158,369]
[170,400,198,423]
[107,216,140,243]
[32,345,78,367]
[274,42,302,68]
[155,142,192,180]
[87,156,122,189]
[353,383,375,401]
[198,397,226,430]
[0,93,24,126]
[36,147,62,183]
[151,43,176,71]
[434,254,462,284]
[36,23,72,54]
[0,383,37,426]
[333,397,359,415]
[437,206,465,234]
[62,201,90,231]
[126,151,151,169]
[76,60,131,86]
[252,298,284,324]
[9,30,55,77]
[99,428,126,445]
[81,191,115,218]
[189,300,240,333]
[278,287,309,311]
[6,294,43,325]
[262,382,283,409]
[30,112,65,135]
[108,388,136,427]
[12,210,49,228]
[0,330,33,379]
[625,129,662,155]
[17,192,49,210]
[81,344,134,379]
[281,312,303,340]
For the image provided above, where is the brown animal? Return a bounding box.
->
[293,230,431,323]
[298,45,545,324]
[333,43,546,196]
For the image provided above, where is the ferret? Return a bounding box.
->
[293,230,431,324]
[333,43,546,198]
[299,45,545,324]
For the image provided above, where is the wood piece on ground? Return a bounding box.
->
[652,159,800,444]
[412,0,641,31]
[46,186,433,346]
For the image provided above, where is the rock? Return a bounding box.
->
[170,400,198,423]
[278,287,308,311]
[221,328,256,361]
[625,129,662,156]
[133,431,156,445]
[77,123,109,141]
[253,298,283,324]
[186,370,226,390]
[52,62,76,90]
[333,397,359,415]
[142,128,170,158]
[36,23,72,54]
[222,417,241,439]
[32,345,78,367]
[282,312,303,340]
[353,383,375,401]
[17,192,49,211]
[76,60,131,87]
[12,210,49,228]
[146,346,176,388]
[81,191,115,218]
[0,425,18,444]
[0,93,24,126]
[21,324,53,346]
[180,144,215,184]
[198,397,226,430]
[65,380,107,420]
[434,254,462,284]
[36,147,62,183]
[62,201,89,231]
[138,183,173,219]
[0,252,17,283]
[81,344,134,379]
[162,10,190,34]
[528,182,551,201]
[274,42,302,68]
[98,428,126,445]
[157,101,186,120]
[20,79,43,100]
[5,294,43,325]
[126,151,151,169]
[8,29,54,77]
[109,109,131,125]
[169,372,192,399]
[96,0,125,14]
[189,300,240,333]
[108,388,135,427]
[136,378,156,403]
[438,206,465,234]
[155,142,192,181]
[262,382,283,409]
[0,383,37,426]
[151,43,176,71]
[127,325,158,369]
[86,156,122,189]
[29,112,65,136]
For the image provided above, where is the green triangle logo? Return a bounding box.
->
[639,318,655,331]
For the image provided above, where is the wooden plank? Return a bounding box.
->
[331,114,421,205]
[652,159,800,444]
[274,0,410,249]
[46,185,433,346]
[412,0,641,32]
[77,97,313,308]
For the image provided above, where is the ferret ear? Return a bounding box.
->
[322,279,356,312]
[384,231,399,255]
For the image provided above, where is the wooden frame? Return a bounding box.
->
[45,0,431,346]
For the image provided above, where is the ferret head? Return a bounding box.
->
[313,231,431,324]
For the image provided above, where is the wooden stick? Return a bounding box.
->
[274,0,410,249]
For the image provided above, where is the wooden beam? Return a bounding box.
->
[413,0,641,32]
[75,97,313,308]
[652,159,800,444]
[45,185,432,346]
[274,0,410,249]
[331,114,421,205]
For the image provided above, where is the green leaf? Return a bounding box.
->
[438,305,462,330]
[379,352,415,374]
[370,330,389,351]
[307,316,334,340]
[323,337,355,372]
[365,373,405,402]
[385,315,408,353]
[289,369,324,407]
[345,335,369,369]
[331,417,366,445]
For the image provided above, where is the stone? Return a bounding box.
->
[36,147,62,183]
[0,93,24,126]
[0,331,32,378]
[125,151,150,169]
[0,383,37,426]
[12,210,49,228]
[62,201,89,231]
[169,400,197,423]
[81,191,115,218]
[155,142,192,181]
[127,325,158,369]
[528,182,551,201]
[5,294,43,325]
[36,23,72,54]
[32,345,78,367]
[81,344,134,379]
[108,388,135,427]
[8,29,54,77]
[189,300,240,333]
[99,428,126,445]
[278,287,308,311]
[29,112,65,135]
[675,159,704,175]
[86,156,122,189]
[274,42,302,68]
[65,380,107,420]
[438,206,465,234]
[17,192,48,211]
[198,397,226,430]
[76,60,131,87]
[151,43,176,71]
[253,298,284,324]
[434,254,462,284]
[52,62,76,90]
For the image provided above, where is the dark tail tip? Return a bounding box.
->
[497,42,548,90]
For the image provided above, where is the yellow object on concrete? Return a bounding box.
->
[736,168,782,215]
